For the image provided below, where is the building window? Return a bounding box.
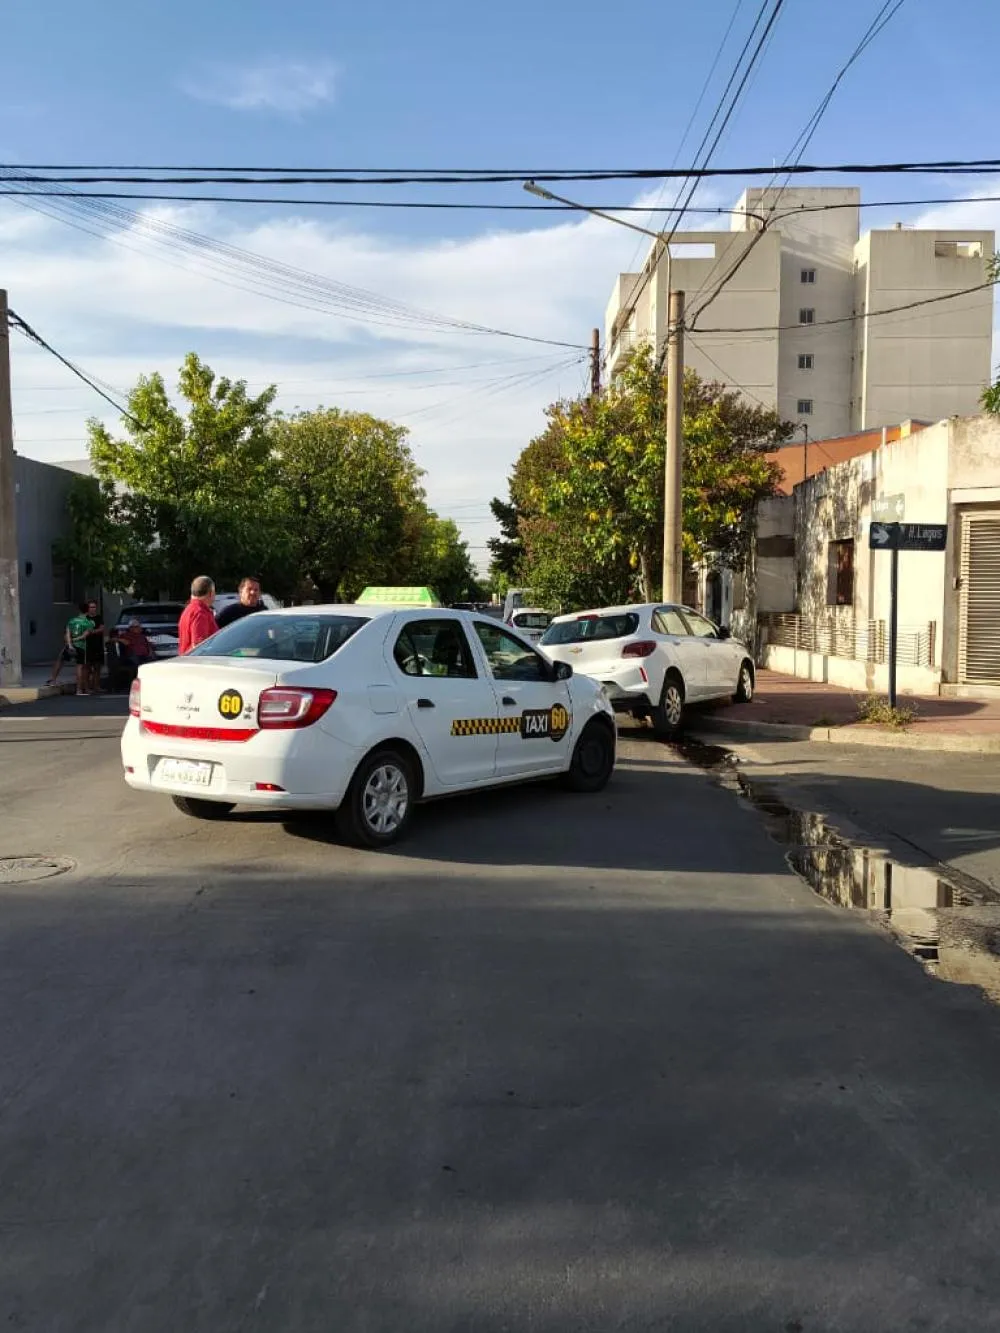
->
[934,239,983,259]
[799,308,815,325]
[801,268,816,283]
[797,399,813,415]
[798,353,814,370]
[827,540,855,607]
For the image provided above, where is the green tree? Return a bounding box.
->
[54,475,137,594]
[89,354,290,596]
[271,407,427,600]
[403,512,483,603]
[507,345,789,608]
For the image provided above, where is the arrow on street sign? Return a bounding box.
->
[870,522,893,547]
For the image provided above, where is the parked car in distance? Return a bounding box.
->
[539,602,755,737]
[212,591,281,619]
[507,608,554,644]
[106,601,186,691]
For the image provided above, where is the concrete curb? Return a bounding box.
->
[0,683,74,708]
[692,712,1000,754]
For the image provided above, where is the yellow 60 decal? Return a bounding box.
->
[218,689,244,719]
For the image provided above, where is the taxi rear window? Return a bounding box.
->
[191,614,368,663]
[540,613,640,645]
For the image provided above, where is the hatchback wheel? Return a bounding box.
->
[172,796,236,820]
[562,720,615,792]
[337,748,415,848]
[734,660,754,704]
[651,674,685,737]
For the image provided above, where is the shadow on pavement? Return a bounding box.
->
[3,855,1000,1330]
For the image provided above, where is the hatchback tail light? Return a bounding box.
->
[129,679,141,717]
[622,640,657,659]
[257,687,337,730]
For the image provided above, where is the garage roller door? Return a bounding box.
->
[958,511,1000,685]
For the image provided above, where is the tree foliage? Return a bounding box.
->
[89,354,290,596]
[73,354,483,604]
[494,345,790,609]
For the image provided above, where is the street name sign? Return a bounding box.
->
[868,522,947,552]
[872,493,905,522]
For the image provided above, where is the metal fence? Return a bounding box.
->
[760,613,936,667]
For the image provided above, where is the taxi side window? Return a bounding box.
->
[473,622,548,682]
[653,608,690,636]
[393,619,477,679]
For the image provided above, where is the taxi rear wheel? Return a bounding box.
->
[562,720,615,793]
[337,748,415,848]
[172,796,236,820]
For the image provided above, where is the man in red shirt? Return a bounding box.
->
[178,575,219,654]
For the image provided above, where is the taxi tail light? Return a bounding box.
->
[622,640,657,658]
[129,679,141,717]
[258,687,337,730]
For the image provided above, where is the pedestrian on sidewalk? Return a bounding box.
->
[178,576,218,654]
[64,603,95,696]
[83,599,105,694]
[46,628,78,687]
[216,576,265,630]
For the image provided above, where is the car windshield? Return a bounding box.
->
[190,614,368,663]
[513,613,552,630]
[119,605,184,626]
[541,613,640,645]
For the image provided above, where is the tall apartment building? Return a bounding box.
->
[604,187,994,440]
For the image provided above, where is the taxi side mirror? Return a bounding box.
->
[553,660,573,681]
[717,626,731,640]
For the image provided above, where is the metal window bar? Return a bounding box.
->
[759,614,935,667]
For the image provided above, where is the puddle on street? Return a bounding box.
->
[669,737,1000,1000]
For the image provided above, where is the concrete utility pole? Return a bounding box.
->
[0,290,21,687]
[590,327,601,398]
[662,289,685,604]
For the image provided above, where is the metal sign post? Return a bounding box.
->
[868,523,948,708]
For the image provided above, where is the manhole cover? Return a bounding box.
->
[0,856,76,884]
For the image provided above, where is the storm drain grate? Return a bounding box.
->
[0,856,76,884]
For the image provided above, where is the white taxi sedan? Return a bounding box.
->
[122,606,616,847]
[540,602,755,737]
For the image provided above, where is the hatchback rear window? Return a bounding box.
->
[512,613,553,630]
[541,613,641,645]
[190,614,368,663]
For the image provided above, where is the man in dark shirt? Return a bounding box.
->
[216,576,265,630]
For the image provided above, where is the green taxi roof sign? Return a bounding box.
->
[356,586,441,607]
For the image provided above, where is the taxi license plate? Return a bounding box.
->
[159,758,213,787]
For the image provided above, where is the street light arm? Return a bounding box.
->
[523,181,668,241]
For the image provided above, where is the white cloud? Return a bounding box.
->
[0,190,710,567]
[182,59,338,113]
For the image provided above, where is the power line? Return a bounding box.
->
[688,0,909,324]
[8,158,1000,183]
[7,311,142,427]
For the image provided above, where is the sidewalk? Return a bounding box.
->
[697,669,1000,752]
[0,665,73,708]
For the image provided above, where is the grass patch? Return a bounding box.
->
[855,694,917,729]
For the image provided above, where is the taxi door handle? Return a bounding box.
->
[502,696,517,707]
[416,698,435,709]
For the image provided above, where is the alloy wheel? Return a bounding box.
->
[361,763,409,835]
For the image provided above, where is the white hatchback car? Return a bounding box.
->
[122,606,617,846]
[540,603,755,737]
[506,608,554,644]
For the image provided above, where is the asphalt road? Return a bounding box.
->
[5,696,1000,1331]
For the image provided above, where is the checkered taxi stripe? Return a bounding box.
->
[451,716,522,736]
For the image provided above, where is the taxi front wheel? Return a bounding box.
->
[336,747,415,848]
[561,720,615,793]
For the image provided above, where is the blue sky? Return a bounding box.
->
[4,0,999,566]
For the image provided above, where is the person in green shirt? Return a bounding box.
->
[66,603,95,696]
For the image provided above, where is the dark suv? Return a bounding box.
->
[106,602,185,691]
